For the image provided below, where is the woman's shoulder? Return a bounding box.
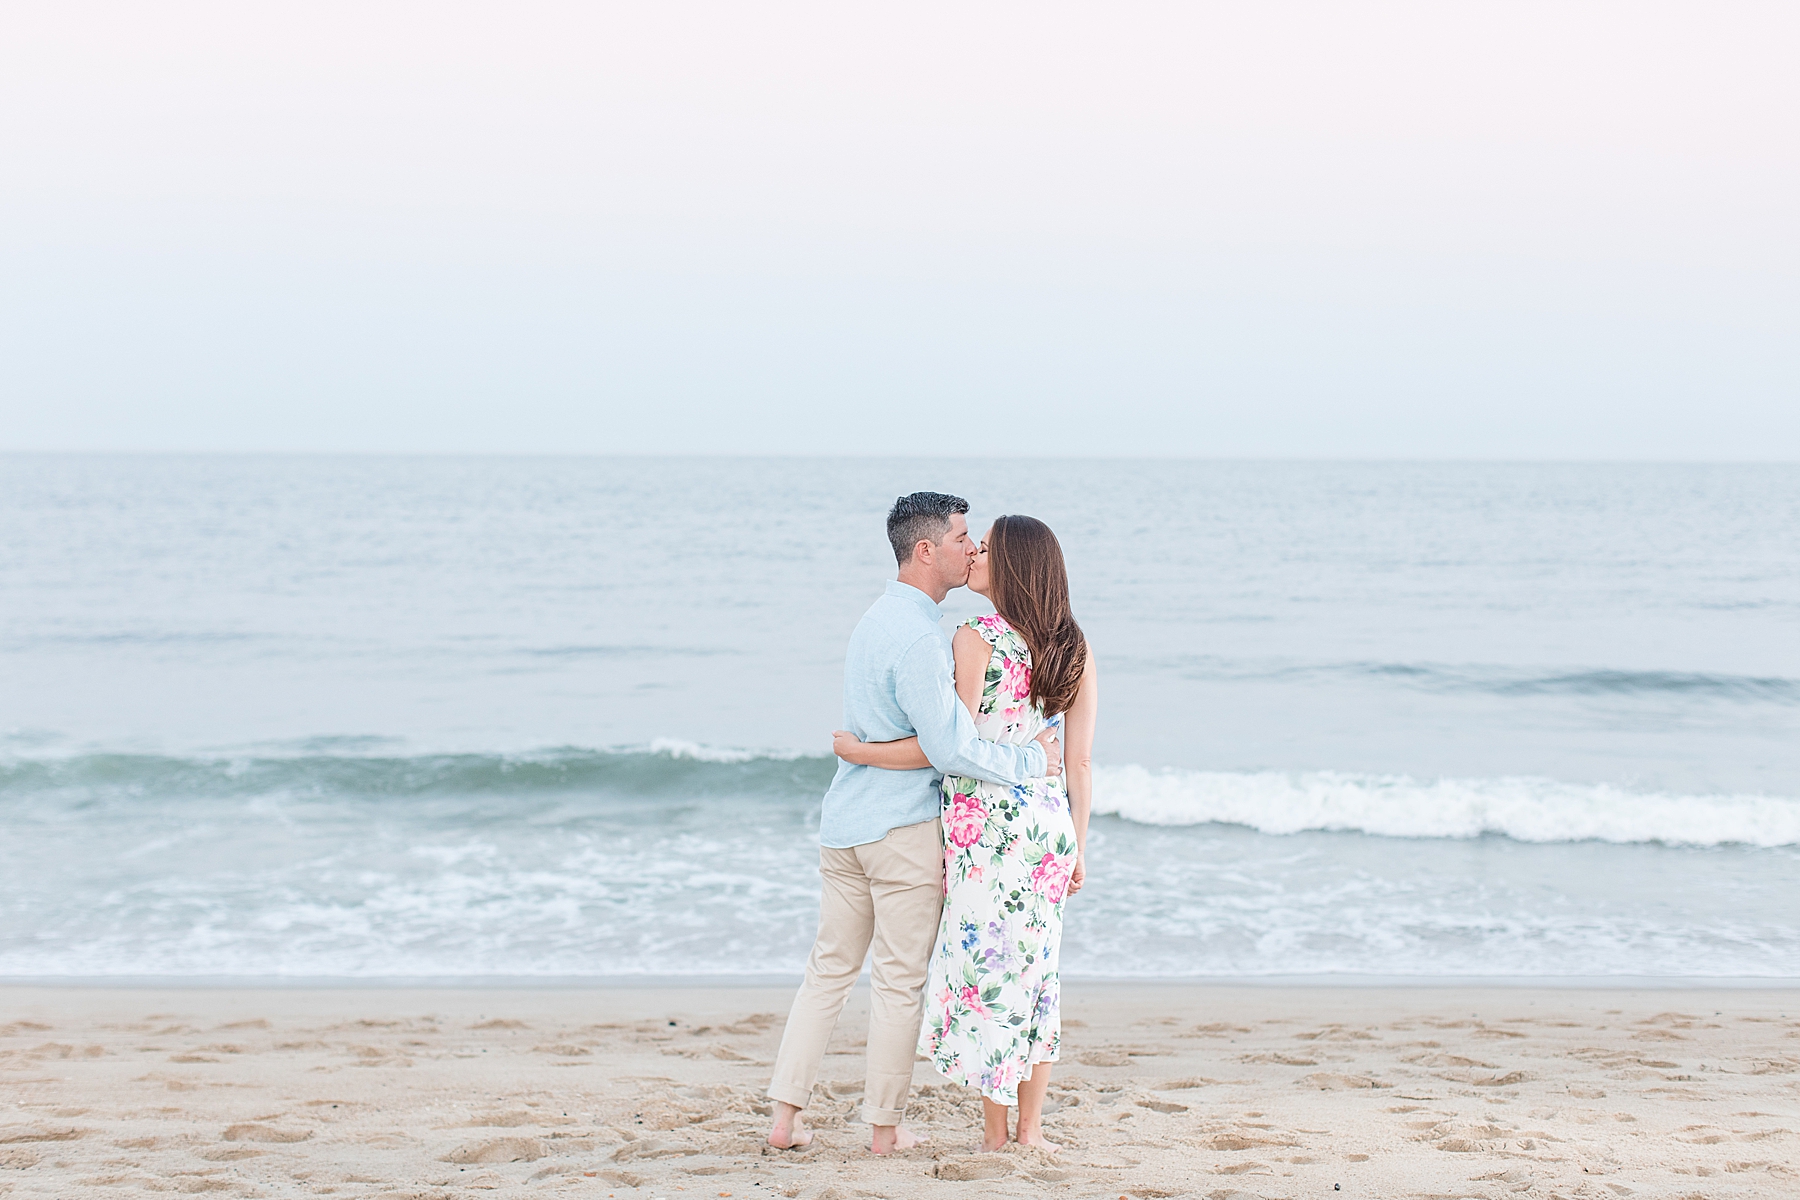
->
[963,612,1014,644]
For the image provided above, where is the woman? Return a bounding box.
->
[833,514,1097,1153]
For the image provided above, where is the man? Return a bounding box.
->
[766,491,1062,1155]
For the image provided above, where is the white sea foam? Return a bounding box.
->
[4,746,1797,980]
[641,737,811,763]
[1091,766,1800,848]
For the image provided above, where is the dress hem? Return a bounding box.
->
[919,1043,1062,1107]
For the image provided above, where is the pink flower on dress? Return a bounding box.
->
[978,1059,1017,1094]
[1000,653,1031,702]
[1030,851,1074,903]
[958,986,990,1017]
[946,792,988,848]
[967,865,984,883]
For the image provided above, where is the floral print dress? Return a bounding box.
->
[918,613,1077,1106]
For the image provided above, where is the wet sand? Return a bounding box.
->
[2,983,1797,1199]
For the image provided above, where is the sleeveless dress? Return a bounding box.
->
[918,613,1077,1105]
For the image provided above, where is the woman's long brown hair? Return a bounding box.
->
[987,515,1087,717]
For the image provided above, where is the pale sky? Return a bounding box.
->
[1,2,1795,457]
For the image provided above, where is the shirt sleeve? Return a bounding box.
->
[893,632,1048,784]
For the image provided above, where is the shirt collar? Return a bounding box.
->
[886,579,943,620]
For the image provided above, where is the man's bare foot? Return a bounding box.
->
[870,1124,927,1154]
[766,1102,812,1150]
[1015,1130,1060,1153]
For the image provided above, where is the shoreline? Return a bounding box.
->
[4,983,1796,1198]
[4,973,1798,990]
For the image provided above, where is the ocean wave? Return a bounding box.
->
[1092,766,1800,848]
[519,644,736,659]
[642,738,813,763]
[1459,667,1800,702]
[1155,656,1800,703]
[0,744,836,802]
[5,745,1796,849]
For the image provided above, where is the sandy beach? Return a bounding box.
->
[2,983,1796,1199]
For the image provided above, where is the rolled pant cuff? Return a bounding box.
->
[766,1083,812,1111]
[860,1104,905,1127]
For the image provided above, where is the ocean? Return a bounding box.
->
[2,455,1797,981]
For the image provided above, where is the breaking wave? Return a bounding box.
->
[1092,765,1800,848]
[0,744,835,804]
[4,744,1796,848]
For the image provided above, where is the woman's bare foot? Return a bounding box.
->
[979,1096,1011,1152]
[869,1124,927,1154]
[766,1102,812,1150]
[1015,1129,1060,1153]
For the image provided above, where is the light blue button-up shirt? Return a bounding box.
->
[819,580,1048,848]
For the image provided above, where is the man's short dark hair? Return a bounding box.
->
[887,491,969,568]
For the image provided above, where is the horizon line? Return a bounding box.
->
[4,449,1797,466]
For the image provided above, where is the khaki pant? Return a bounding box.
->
[767,817,945,1127]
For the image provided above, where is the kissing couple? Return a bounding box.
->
[766,491,1099,1155]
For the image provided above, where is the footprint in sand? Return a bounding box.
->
[0,1126,88,1144]
[443,1136,548,1163]
[221,1124,311,1143]
[934,1155,1012,1180]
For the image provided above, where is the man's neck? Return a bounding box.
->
[895,567,949,605]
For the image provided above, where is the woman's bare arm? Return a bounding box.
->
[831,730,930,769]
[951,624,988,717]
[1062,647,1098,895]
